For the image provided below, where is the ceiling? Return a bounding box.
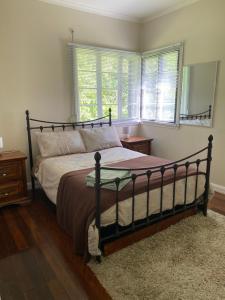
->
[40,0,200,23]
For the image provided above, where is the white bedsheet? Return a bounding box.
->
[35,147,144,203]
[35,147,205,256]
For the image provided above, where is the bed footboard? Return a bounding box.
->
[94,135,213,261]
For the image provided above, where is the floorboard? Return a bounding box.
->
[0,190,224,300]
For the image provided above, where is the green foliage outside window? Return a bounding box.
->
[75,48,140,122]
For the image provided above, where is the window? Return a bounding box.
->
[70,43,183,124]
[141,44,183,123]
[70,45,141,122]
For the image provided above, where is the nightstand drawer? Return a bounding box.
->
[0,181,24,201]
[132,143,149,155]
[121,136,153,155]
[0,151,29,208]
[0,161,22,182]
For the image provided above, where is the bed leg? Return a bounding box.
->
[197,197,207,216]
[96,255,102,263]
[203,202,208,216]
[31,176,36,200]
[203,135,213,217]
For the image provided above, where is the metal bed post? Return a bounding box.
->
[208,105,212,119]
[203,134,213,216]
[109,108,112,126]
[25,110,36,199]
[94,151,102,263]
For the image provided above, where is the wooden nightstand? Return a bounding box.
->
[0,151,30,208]
[120,136,153,155]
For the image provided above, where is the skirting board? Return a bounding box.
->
[210,183,225,195]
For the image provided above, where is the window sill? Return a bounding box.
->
[141,120,180,128]
[112,119,141,127]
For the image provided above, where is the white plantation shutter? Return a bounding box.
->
[69,44,141,122]
[142,44,182,123]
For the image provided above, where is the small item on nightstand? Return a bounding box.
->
[0,137,3,155]
[120,136,154,155]
[122,126,130,139]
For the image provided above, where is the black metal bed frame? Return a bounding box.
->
[180,105,212,120]
[25,108,213,262]
[25,108,112,199]
[95,136,213,261]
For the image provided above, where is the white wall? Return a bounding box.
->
[140,0,225,188]
[0,0,140,176]
[1,0,225,189]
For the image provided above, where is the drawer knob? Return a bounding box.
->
[0,173,7,177]
[0,192,9,198]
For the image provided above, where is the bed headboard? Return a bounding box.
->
[180,105,212,121]
[25,108,112,196]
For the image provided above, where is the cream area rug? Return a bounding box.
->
[89,210,225,300]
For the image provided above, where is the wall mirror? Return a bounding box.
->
[180,61,218,127]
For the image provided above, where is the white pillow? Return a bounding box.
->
[35,131,86,158]
[80,126,122,152]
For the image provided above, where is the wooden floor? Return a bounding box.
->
[0,191,110,300]
[0,191,224,300]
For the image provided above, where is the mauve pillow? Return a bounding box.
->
[35,131,86,158]
[80,126,122,152]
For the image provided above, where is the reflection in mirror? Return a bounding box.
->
[180,61,218,127]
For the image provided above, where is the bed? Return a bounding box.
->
[25,109,213,262]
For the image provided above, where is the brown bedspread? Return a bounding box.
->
[56,155,200,260]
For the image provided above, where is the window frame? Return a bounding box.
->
[69,42,183,126]
[69,43,141,123]
[141,43,184,126]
